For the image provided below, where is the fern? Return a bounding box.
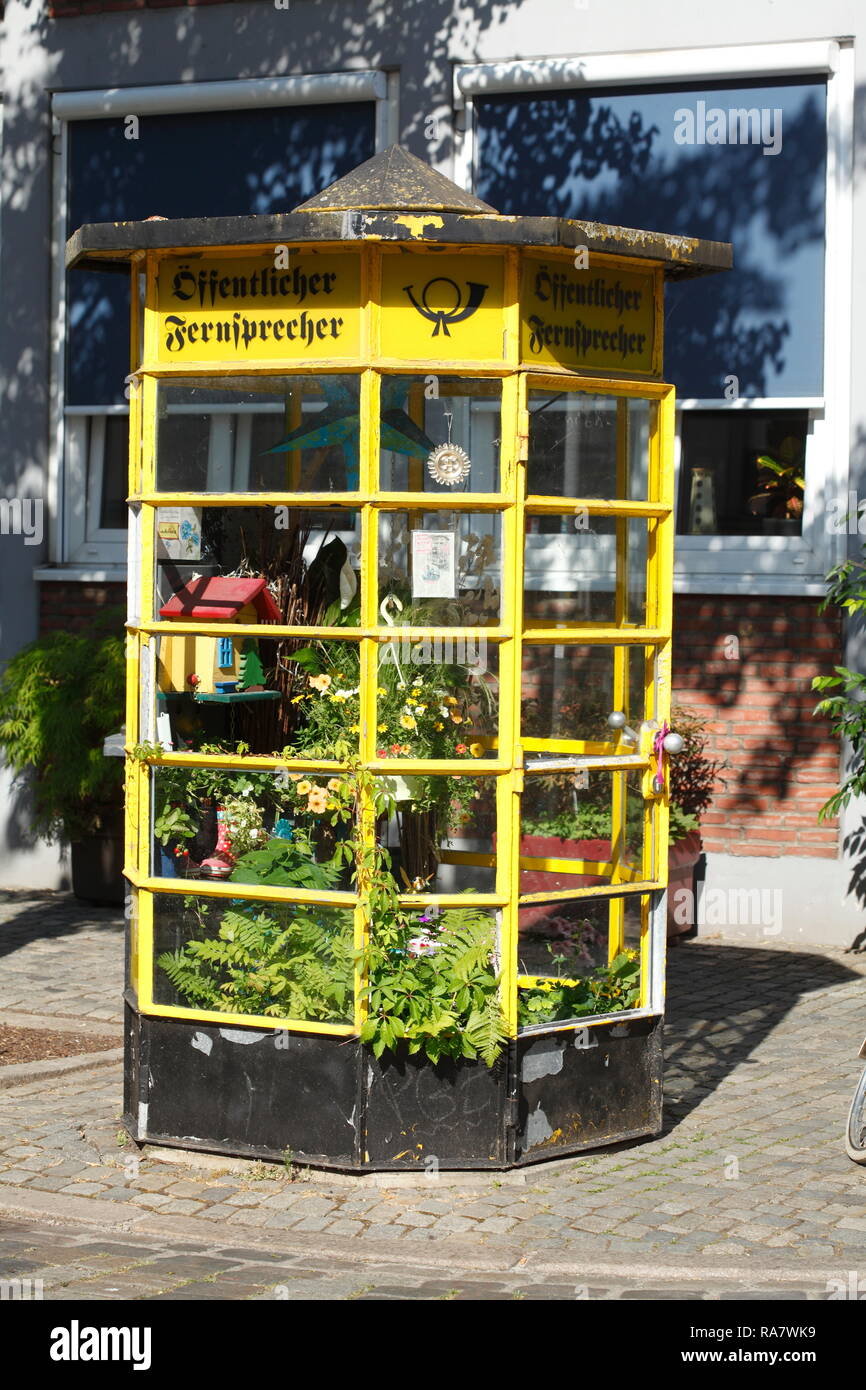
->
[157,899,354,1023]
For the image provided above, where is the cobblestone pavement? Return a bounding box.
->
[1,891,865,1299]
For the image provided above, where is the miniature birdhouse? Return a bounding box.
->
[156,576,280,696]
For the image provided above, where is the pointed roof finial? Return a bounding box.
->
[294,144,497,214]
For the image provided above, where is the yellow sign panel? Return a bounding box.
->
[521,256,656,374]
[379,253,505,361]
[154,252,362,362]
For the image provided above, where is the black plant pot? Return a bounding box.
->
[71,807,125,906]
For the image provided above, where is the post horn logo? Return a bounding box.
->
[402,276,488,337]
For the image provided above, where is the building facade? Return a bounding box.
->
[1,0,864,944]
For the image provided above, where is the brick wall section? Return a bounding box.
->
[38,582,126,635]
[672,596,842,860]
[36,581,844,859]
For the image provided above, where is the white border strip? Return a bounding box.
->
[454,40,839,107]
[52,71,387,121]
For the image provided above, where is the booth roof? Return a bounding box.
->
[65,143,732,281]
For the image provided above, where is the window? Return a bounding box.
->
[54,80,381,566]
[458,42,851,592]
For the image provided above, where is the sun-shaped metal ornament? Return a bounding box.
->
[427,441,471,486]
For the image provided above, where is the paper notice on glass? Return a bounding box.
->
[156,507,202,560]
[411,530,456,599]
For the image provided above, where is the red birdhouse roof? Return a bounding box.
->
[159,576,281,623]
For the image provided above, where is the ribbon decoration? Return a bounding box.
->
[379,593,406,688]
[652,721,670,795]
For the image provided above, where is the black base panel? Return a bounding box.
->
[126,1012,663,1171]
[516,1018,663,1160]
[363,1046,508,1168]
[134,1016,360,1166]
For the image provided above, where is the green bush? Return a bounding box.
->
[0,614,125,839]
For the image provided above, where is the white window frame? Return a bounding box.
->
[453,40,854,597]
[45,70,397,580]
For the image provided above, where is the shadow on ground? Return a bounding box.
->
[663,941,863,1125]
[0,890,122,962]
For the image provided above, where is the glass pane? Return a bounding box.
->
[527,389,653,500]
[282,640,364,761]
[100,415,130,528]
[153,891,354,1024]
[376,643,500,762]
[677,409,809,536]
[150,762,355,882]
[519,769,647,893]
[379,510,502,627]
[379,375,501,493]
[477,81,826,397]
[67,105,374,406]
[154,504,360,622]
[524,514,649,625]
[155,376,361,492]
[517,893,646,1030]
[522,644,647,746]
[518,896,615,975]
[376,774,498,894]
[151,634,361,759]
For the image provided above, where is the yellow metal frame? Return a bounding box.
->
[126,241,676,1042]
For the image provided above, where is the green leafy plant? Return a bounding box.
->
[229,830,342,892]
[0,614,125,839]
[748,438,805,522]
[518,950,640,1027]
[812,549,866,820]
[667,703,722,825]
[360,903,509,1067]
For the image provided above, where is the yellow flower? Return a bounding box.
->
[307,790,328,814]
[327,778,342,791]
[377,723,387,733]
[444,696,458,707]
[469,742,484,757]
[434,721,444,731]
[296,780,312,795]
[400,714,417,730]
[350,723,360,733]
[377,686,387,696]
[309,673,332,693]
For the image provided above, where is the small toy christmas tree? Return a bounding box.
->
[238,639,266,692]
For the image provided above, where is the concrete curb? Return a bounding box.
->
[0,1048,123,1090]
[0,1186,836,1290]
[0,1011,123,1037]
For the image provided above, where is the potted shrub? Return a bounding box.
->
[747,437,805,536]
[0,613,126,904]
[666,704,723,940]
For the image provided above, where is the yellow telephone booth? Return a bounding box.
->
[68,146,730,1170]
